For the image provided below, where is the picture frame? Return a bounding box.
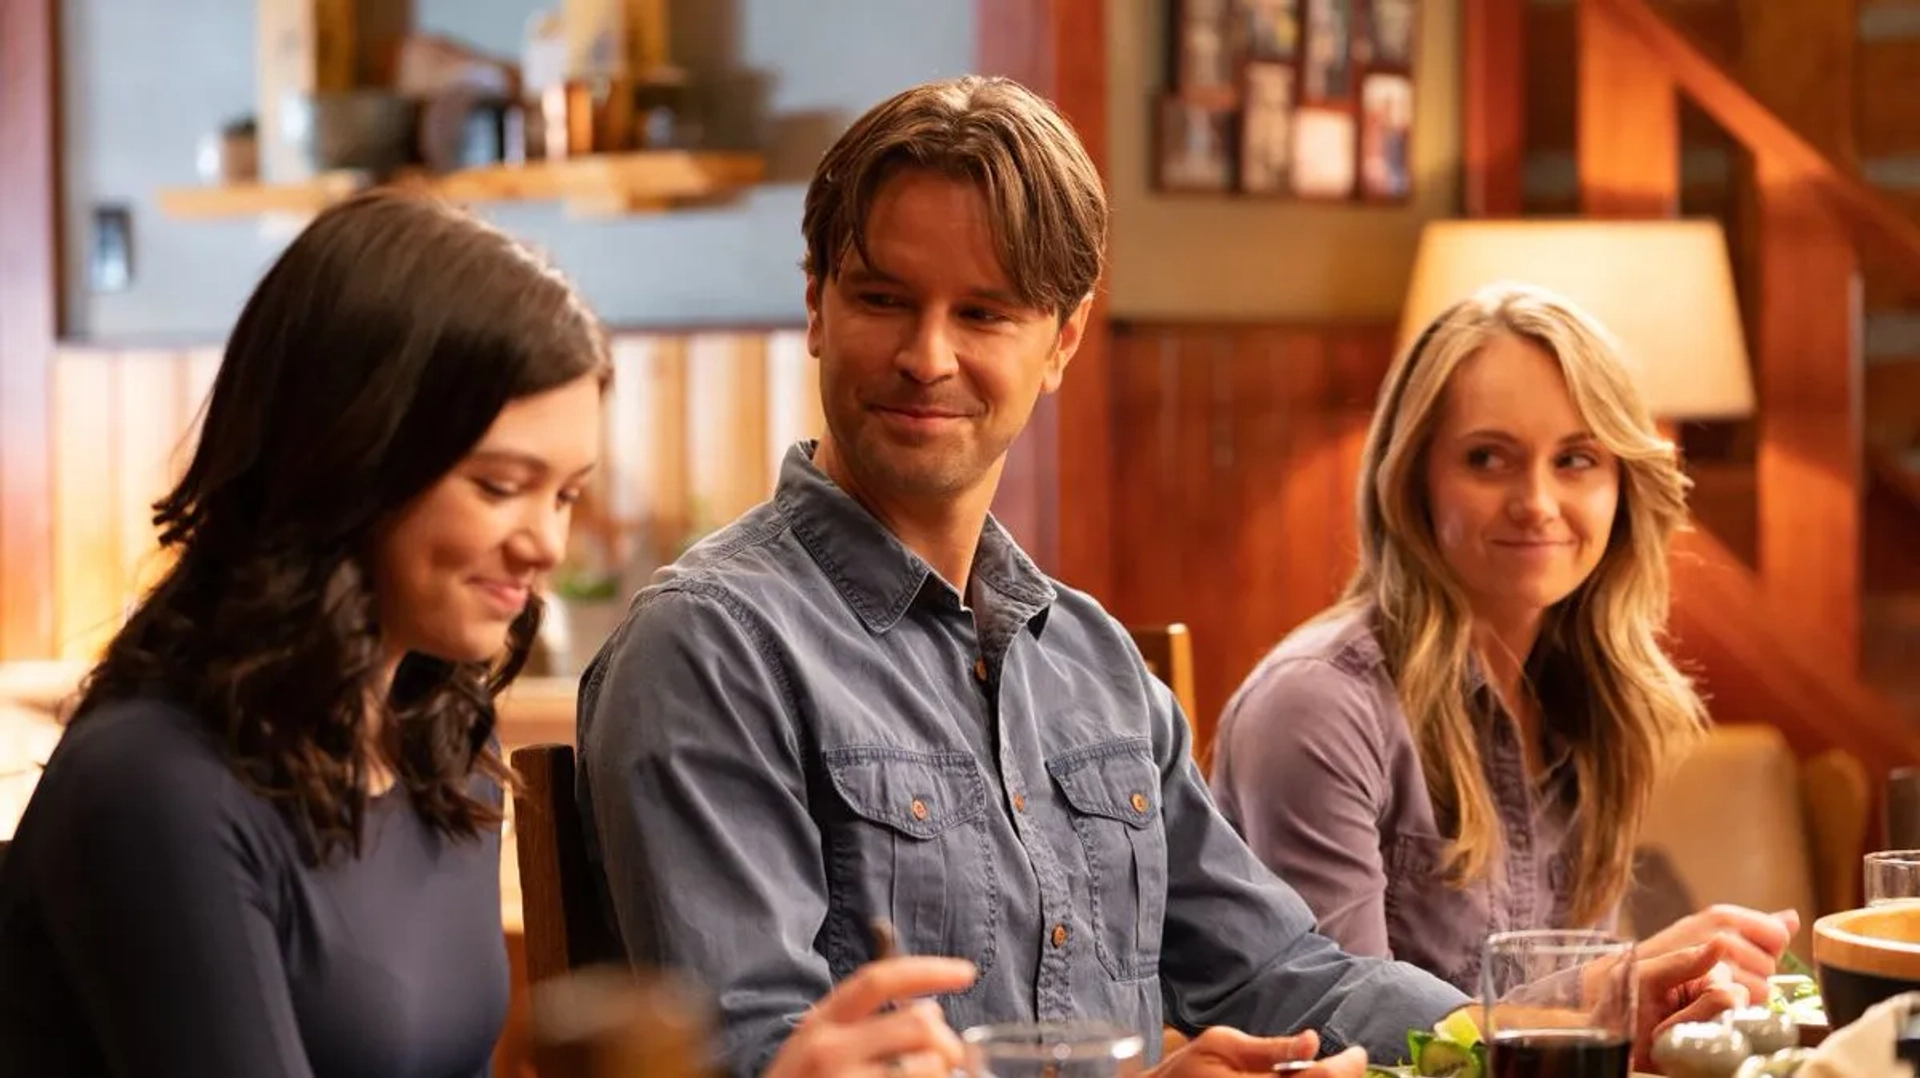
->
[1358,0,1417,67]
[1153,0,1414,203]
[1301,0,1354,102]
[1290,106,1357,199]
[1239,62,1295,194]
[1234,0,1301,63]
[1359,72,1414,200]
[1157,97,1236,193]
[1174,0,1236,95]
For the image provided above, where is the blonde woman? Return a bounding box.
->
[1209,283,1796,1002]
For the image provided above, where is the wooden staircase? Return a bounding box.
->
[1508,0,1920,721]
[1853,2,1920,718]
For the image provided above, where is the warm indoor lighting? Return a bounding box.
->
[1397,219,1757,419]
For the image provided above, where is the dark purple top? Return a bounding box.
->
[0,697,507,1077]
[1210,606,1601,994]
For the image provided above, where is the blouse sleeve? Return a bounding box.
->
[1211,658,1398,957]
[26,706,317,1078]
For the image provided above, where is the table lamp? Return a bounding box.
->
[1396,218,1756,420]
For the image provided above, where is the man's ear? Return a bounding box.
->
[805,274,824,358]
[1040,293,1095,396]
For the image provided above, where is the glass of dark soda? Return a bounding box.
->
[1481,930,1634,1078]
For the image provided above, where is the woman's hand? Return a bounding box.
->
[1630,937,1749,1073]
[1637,904,1798,1005]
[1148,1028,1367,1078]
[767,957,978,1078]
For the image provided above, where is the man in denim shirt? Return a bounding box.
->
[577,76,1739,1078]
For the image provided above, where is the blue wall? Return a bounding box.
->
[61,0,976,342]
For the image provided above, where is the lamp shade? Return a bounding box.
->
[1396,219,1756,420]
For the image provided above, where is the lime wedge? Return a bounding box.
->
[1415,1038,1482,1078]
[1434,1010,1483,1049]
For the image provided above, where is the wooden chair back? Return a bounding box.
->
[1127,622,1204,763]
[509,743,617,988]
[1627,724,1872,960]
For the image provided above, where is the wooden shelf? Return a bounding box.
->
[156,150,767,219]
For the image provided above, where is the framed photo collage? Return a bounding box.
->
[1155,0,1418,203]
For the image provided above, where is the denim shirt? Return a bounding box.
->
[1211,606,1594,995]
[575,443,1466,1077]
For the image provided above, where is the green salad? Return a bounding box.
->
[1369,956,1823,1078]
[1767,962,1825,1027]
[1375,1010,1483,1078]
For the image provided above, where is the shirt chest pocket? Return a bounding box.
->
[823,748,997,979]
[1045,740,1167,983]
[1383,832,1491,993]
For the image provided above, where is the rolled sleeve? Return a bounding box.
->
[1151,678,1466,1063]
[577,586,827,1078]
[1212,658,1394,958]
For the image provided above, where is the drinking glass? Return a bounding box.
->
[960,1021,1145,1078]
[1481,930,1634,1078]
[1864,849,1920,905]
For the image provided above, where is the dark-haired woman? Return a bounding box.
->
[0,189,609,1078]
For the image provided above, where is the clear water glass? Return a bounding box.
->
[1481,930,1634,1078]
[960,1021,1146,1078]
[1864,849,1920,905]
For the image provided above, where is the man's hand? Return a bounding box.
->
[1631,937,1748,1072]
[1637,904,1799,1006]
[1148,1028,1367,1078]
[767,957,978,1078]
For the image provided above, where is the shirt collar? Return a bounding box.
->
[1353,606,1574,778]
[773,440,1057,636]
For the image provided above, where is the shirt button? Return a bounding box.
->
[910,798,929,821]
[1130,792,1149,814]
[1051,924,1069,948]
[973,658,988,682]
[1012,794,1027,813]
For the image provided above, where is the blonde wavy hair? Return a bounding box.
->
[1342,282,1706,926]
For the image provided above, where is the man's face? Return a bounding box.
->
[806,168,1089,505]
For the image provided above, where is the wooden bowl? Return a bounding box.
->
[1812,902,1920,1027]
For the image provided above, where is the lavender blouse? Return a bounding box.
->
[1209,606,1594,994]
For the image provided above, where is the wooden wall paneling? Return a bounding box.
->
[685,333,771,534]
[1669,526,1920,768]
[1577,0,1682,217]
[1265,331,1347,632]
[603,334,688,571]
[977,0,1113,597]
[1597,0,1920,271]
[52,353,119,659]
[1751,161,1864,671]
[112,354,190,609]
[1866,445,1920,594]
[1110,325,1208,696]
[0,0,60,659]
[1108,326,1176,626]
[1327,327,1392,562]
[763,330,822,483]
[1857,37,1920,159]
[1741,0,1856,163]
[1227,328,1298,727]
[1109,323,1394,747]
[1529,1,1741,153]
[641,337,691,563]
[1465,0,1527,215]
[1863,194,1920,312]
[1867,359,1920,446]
[42,330,813,665]
[1738,0,1864,672]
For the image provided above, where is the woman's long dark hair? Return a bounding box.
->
[74,189,611,864]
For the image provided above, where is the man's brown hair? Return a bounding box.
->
[802,75,1108,320]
